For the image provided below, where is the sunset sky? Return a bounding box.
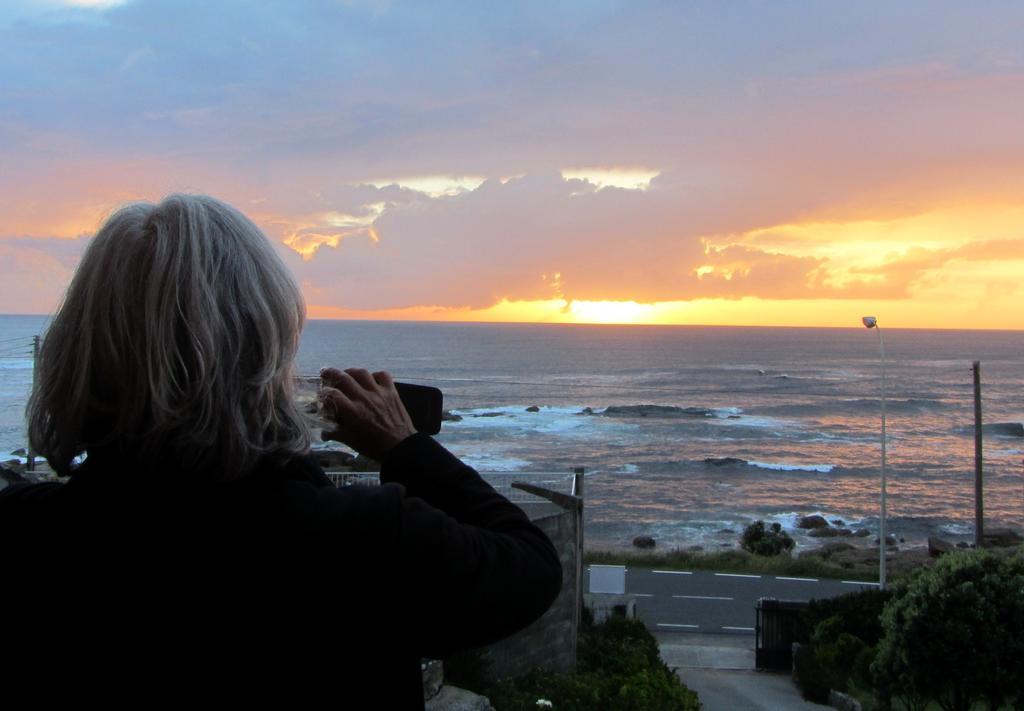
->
[1,1,1022,328]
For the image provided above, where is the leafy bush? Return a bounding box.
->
[871,549,1024,711]
[792,642,830,704]
[791,588,892,703]
[484,615,701,711]
[740,520,794,556]
[794,588,892,645]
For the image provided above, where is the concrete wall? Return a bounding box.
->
[473,504,580,680]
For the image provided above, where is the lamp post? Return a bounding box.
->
[861,316,887,590]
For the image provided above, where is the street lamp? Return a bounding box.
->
[862,316,887,590]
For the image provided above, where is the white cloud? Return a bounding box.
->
[560,168,660,191]
[367,176,486,198]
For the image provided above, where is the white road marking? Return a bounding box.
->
[672,595,734,601]
[714,572,761,579]
[722,626,755,632]
[657,623,699,629]
[631,593,654,597]
[842,580,881,586]
[776,576,818,582]
[653,570,693,575]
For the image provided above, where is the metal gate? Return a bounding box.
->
[755,598,808,670]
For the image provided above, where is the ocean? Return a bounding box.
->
[3,314,1022,551]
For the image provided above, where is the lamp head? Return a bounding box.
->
[862,316,877,329]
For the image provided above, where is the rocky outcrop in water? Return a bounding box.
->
[603,405,715,418]
[983,422,1024,437]
[525,405,540,412]
[633,535,656,549]
[798,515,829,529]
[704,457,746,467]
[982,528,1023,548]
[928,537,955,557]
[442,410,463,422]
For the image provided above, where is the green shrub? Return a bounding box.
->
[871,549,1024,711]
[791,588,892,702]
[740,520,795,556]
[483,614,701,711]
[792,641,830,704]
[794,588,892,645]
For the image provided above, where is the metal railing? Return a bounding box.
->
[326,470,579,503]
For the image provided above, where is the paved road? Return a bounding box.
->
[587,565,879,635]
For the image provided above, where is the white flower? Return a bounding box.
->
[536,700,553,709]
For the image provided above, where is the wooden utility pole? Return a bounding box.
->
[973,361,984,548]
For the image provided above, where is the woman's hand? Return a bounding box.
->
[319,367,416,461]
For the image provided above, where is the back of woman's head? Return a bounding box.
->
[28,194,310,479]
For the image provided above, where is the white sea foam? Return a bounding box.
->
[940,522,974,536]
[621,463,639,474]
[747,460,834,473]
[458,452,531,471]
[711,414,796,430]
[446,406,639,437]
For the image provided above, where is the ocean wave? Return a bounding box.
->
[702,457,835,473]
[747,460,835,473]
[457,452,531,471]
[752,398,940,418]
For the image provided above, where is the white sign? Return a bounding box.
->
[589,564,627,594]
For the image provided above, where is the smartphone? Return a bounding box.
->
[395,382,443,435]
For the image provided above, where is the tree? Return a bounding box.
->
[871,549,1024,711]
[740,520,795,556]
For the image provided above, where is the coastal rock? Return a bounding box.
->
[853,529,871,538]
[704,457,746,467]
[982,422,1024,437]
[874,535,898,546]
[525,405,540,413]
[441,410,463,422]
[687,545,704,552]
[798,541,855,560]
[982,527,1023,548]
[797,515,829,530]
[576,407,595,416]
[474,412,504,418]
[632,535,656,549]
[718,528,736,534]
[928,537,955,558]
[603,404,713,419]
[809,527,853,538]
[956,541,973,549]
[10,448,26,456]
[831,519,845,526]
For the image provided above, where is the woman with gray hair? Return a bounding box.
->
[1,194,561,708]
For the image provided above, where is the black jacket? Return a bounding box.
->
[0,434,562,708]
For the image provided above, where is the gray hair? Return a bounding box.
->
[28,194,311,480]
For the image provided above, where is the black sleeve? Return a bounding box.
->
[379,433,563,658]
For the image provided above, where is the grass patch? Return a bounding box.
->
[584,547,878,581]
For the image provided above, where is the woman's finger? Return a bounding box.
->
[344,368,378,390]
[372,370,394,388]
